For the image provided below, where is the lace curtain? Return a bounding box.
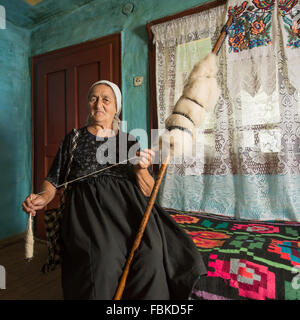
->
[151,0,300,221]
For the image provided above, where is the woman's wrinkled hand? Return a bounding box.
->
[134,149,155,170]
[22,193,48,216]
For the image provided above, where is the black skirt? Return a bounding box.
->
[60,174,207,300]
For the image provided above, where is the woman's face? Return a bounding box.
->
[88,84,117,127]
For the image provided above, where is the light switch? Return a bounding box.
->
[133,76,143,87]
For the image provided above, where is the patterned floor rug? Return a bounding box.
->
[165,208,300,300]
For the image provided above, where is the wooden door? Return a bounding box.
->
[32,33,121,239]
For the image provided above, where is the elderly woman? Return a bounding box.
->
[22,80,206,300]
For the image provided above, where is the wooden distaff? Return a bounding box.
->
[113,14,234,300]
[114,155,170,300]
[212,14,233,55]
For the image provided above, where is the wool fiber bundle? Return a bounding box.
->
[24,214,34,261]
[161,53,220,157]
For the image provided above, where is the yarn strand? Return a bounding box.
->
[24,155,139,262]
[55,155,139,189]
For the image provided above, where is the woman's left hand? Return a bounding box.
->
[134,149,155,170]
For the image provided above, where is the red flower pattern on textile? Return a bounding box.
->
[291,20,300,35]
[278,0,298,13]
[252,0,275,10]
[231,223,279,233]
[251,19,266,34]
[229,33,245,48]
[268,239,300,266]
[185,230,230,248]
[171,214,199,224]
[228,1,248,17]
[192,238,226,249]
[208,255,276,300]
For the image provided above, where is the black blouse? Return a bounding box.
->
[46,126,141,188]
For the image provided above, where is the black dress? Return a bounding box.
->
[46,126,206,300]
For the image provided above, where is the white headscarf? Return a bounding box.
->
[87,80,122,133]
[88,80,122,117]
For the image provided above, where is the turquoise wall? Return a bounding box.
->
[0,20,31,240]
[30,0,208,134]
[0,0,209,240]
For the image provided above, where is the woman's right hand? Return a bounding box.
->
[22,193,49,216]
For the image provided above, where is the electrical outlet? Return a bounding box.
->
[122,2,134,16]
[133,76,143,87]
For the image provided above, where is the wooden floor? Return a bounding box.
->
[0,234,63,300]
